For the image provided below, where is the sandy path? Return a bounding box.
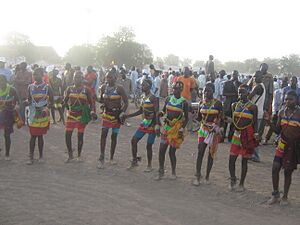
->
[0,108,299,225]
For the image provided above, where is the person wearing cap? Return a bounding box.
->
[0,59,13,84]
[124,78,159,172]
[0,74,21,160]
[155,81,189,180]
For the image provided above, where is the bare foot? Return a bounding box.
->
[143,166,153,173]
[26,159,33,165]
[97,160,105,169]
[65,157,74,163]
[192,178,200,186]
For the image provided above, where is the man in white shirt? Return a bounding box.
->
[214,70,226,100]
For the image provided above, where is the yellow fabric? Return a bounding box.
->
[167,120,184,149]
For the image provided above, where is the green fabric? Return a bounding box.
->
[0,85,10,97]
[70,105,91,124]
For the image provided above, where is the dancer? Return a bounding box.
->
[0,74,22,160]
[125,79,159,171]
[193,83,223,186]
[229,84,258,191]
[26,68,53,165]
[64,71,96,162]
[155,81,189,180]
[268,90,300,205]
[97,68,128,168]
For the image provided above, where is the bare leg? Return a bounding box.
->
[58,108,65,125]
[268,160,281,204]
[37,135,44,159]
[229,155,238,187]
[146,143,153,168]
[4,130,11,157]
[240,158,248,186]
[283,169,293,200]
[131,137,139,163]
[99,128,108,161]
[110,133,118,160]
[28,135,37,163]
[51,107,56,124]
[65,131,73,160]
[169,147,177,175]
[272,161,281,193]
[158,143,168,175]
[205,151,214,181]
[195,142,207,180]
[77,132,84,157]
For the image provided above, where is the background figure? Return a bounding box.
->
[222,70,241,142]
[205,55,215,80]
[13,62,32,124]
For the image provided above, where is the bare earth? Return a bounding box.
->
[0,106,299,225]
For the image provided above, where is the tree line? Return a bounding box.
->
[1,28,300,75]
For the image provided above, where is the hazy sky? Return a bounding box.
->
[1,0,300,62]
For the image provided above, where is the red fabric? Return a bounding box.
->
[65,121,86,133]
[240,125,258,150]
[102,120,121,129]
[230,126,257,158]
[29,125,49,136]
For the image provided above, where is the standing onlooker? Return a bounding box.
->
[117,70,132,127]
[273,77,280,91]
[282,76,300,102]
[0,59,13,84]
[160,73,168,98]
[264,79,288,145]
[205,55,215,80]
[130,66,138,98]
[198,70,206,90]
[62,63,75,92]
[177,67,196,131]
[168,71,175,95]
[13,62,32,123]
[214,70,226,101]
[84,65,98,112]
[222,70,241,141]
[249,71,266,162]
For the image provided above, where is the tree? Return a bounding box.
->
[4,32,37,63]
[279,54,300,75]
[96,27,153,68]
[243,58,261,74]
[154,57,165,70]
[35,46,61,64]
[181,58,192,67]
[64,45,96,66]
[193,60,205,69]
[164,54,180,67]
[262,57,280,75]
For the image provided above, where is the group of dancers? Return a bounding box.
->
[0,67,299,205]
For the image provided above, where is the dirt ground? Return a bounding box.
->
[0,105,299,225]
